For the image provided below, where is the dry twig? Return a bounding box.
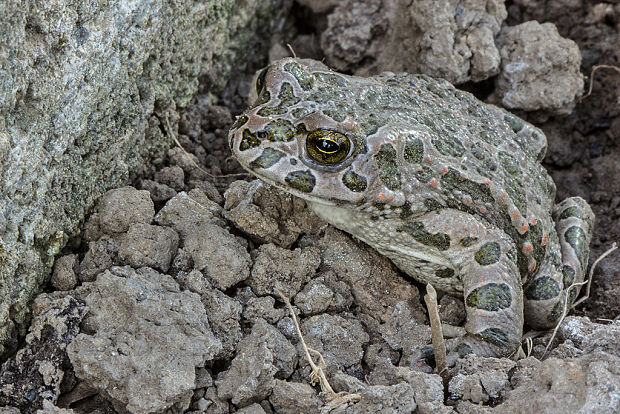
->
[581,64,620,100]
[544,242,618,354]
[424,283,448,376]
[275,289,361,412]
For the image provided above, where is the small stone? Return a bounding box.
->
[79,237,119,282]
[294,279,334,315]
[248,244,321,298]
[269,380,321,414]
[154,165,185,191]
[302,314,369,371]
[495,21,583,114]
[51,254,79,291]
[118,223,179,272]
[215,340,277,407]
[236,403,267,414]
[98,187,155,234]
[140,179,177,203]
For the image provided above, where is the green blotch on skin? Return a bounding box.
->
[562,265,575,288]
[399,202,413,219]
[415,166,434,183]
[239,129,261,151]
[251,89,271,108]
[342,170,367,193]
[498,151,528,215]
[435,268,454,278]
[527,222,546,273]
[440,168,493,203]
[548,300,565,325]
[257,105,287,116]
[564,226,588,266]
[477,327,511,347]
[313,72,347,87]
[401,221,450,251]
[459,236,478,247]
[278,82,300,104]
[474,242,501,265]
[323,108,347,122]
[404,137,424,164]
[375,144,401,191]
[524,276,561,300]
[250,148,286,169]
[231,115,248,131]
[291,107,312,118]
[264,119,296,142]
[466,283,512,311]
[504,112,524,133]
[284,62,313,90]
[426,82,448,98]
[360,113,384,136]
[558,206,583,221]
[285,170,316,193]
[432,135,465,158]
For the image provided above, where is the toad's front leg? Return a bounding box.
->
[414,209,524,359]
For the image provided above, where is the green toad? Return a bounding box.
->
[229,58,594,358]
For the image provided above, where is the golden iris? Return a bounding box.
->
[306,129,351,165]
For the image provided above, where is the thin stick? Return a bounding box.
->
[545,242,618,354]
[573,242,617,308]
[275,289,361,408]
[581,65,620,100]
[424,283,447,375]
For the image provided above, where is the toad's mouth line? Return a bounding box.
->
[240,161,339,207]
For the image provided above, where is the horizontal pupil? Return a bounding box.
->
[318,139,339,153]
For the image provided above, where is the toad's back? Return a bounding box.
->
[229,58,594,358]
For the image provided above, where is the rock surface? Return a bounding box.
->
[67,266,222,413]
[321,0,507,83]
[0,0,290,357]
[2,0,619,412]
[0,295,85,412]
[494,20,584,113]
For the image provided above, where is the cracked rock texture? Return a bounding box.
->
[0,296,85,412]
[0,0,290,358]
[67,266,222,413]
[320,0,507,83]
[493,20,584,114]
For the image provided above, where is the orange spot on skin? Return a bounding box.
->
[388,194,394,201]
[499,192,508,202]
[430,178,437,186]
[441,166,449,174]
[523,243,533,254]
[511,210,521,220]
[520,224,529,234]
[462,226,468,231]
[425,156,432,163]
[541,234,547,245]
[530,217,538,226]
[529,261,537,272]
[379,193,385,201]
[479,206,487,214]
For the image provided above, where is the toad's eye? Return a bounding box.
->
[256,68,268,94]
[306,130,351,166]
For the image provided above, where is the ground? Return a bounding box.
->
[1,1,619,413]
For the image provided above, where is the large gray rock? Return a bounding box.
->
[67,266,222,413]
[0,0,290,357]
